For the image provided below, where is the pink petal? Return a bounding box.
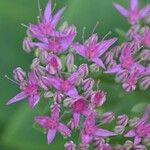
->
[65,87,79,98]
[30,42,49,50]
[140,4,150,18]
[92,57,105,69]
[43,0,52,22]
[124,129,136,137]
[73,112,80,128]
[51,104,60,120]
[130,0,138,10]
[57,123,71,136]
[105,65,121,74]
[35,116,50,128]
[81,132,92,144]
[97,38,117,57]
[28,94,40,108]
[28,71,38,85]
[95,128,116,137]
[51,7,65,28]
[72,43,86,57]
[113,3,129,17]
[85,33,98,46]
[6,91,27,105]
[47,129,56,144]
[68,72,80,85]
[134,136,141,145]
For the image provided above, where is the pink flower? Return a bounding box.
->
[81,113,116,144]
[70,97,90,128]
[29,0,66,38]
[35,104,71,144]
[7,70,40,108]
[113,0,150,24]
[47,72,80,98]
[125,106,150,145]
[72,34,117,69]
[105,43,137,74]
[30,25,76,54]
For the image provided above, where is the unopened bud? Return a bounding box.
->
[23,37,33,52]
[78,143,89,150]
[78,64,88,77]
[117,115,128,126]
[44,91,54,98]
[101,112,115,124]
[65,141,76,150]
[114,125,125,134]
[54,92,64,103]
[13,67,26,82]
[83,78,94,91]
[39,77,51,90]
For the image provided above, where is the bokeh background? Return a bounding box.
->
[0,0,150,149]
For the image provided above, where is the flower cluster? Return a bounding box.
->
[105,0,150,92]
[6,0,150,149]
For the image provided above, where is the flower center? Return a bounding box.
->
[136,124,150,137]
[48,39,60,52]
[72,98,86,113]
[85,124,96,135]
[25,84,38,95]
[49,57,59,68]
[129,10,140,24]
[40,23,53,35]
[47,118,58,129]
[61,80,72,91]
[121,57,134,69]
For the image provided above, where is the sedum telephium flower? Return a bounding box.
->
[113,0,150,24]
[6,0,150,149]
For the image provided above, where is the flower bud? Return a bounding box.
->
[78,144,89,150]
[83,78,94,91]
[117,115,128,126]
[93,137,105,149]
[54,91,64,103]
[13,67,26,82]
[100,112,115,124]
[63,98,72,107]
[46,54,62,74]
[102,144,112,150]
[91,91,106,107]
[89,63,100,72]
[65,141,76,150]
[139,76,150,90]
[78,64,88,77]
[44,91,54,98]
[134,145,147,150]
[23,37,33,52]
[39,77,51,90]
[115,145,125,150]
[66,53,77,72]
[114,125,125,134]
[129,117,140,127]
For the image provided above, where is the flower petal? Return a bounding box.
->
[134,136,142,145]
[6,91,27,105]
[47,129,56,144]
[73,112,80,128]
[43,0,52,22]
[105,65,121,74]
[113,3,129,17]
[81,132,92,144]
[130,0,138,10]
[72,43,86,57]
[140,4,150,18]
[51,7,65,28]
[95,128,116,137]
[65,87,79,98]
[96,38,117,57]
[28,94,40,108]
[57,123,71,136]
[35,116,50,128]
[124,129,136,137]
[92,57,105,69]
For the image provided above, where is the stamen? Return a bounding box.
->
[82,26,86,43]
[21,23,28,28]
[38,0,42,20]
[4,75,19,85]
[92,21,99,34]
[102,31,112,41]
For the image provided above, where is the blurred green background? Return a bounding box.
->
[0,0,150,149]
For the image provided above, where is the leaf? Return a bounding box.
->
[131,102,148,113]
[32,123,46,134]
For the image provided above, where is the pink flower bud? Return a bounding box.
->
[91,91,106,107]
[46,54,62,74]
[54,91,64,103]
[39,77,51,90]
[93,137,105,149]
[101,112,115,124]
[89,63,100,72]
[63,98,72,107]
[117,115,128,126]
[83,78,94,91]
[13,67,26,82]
[129,117,140,127]
[23,37,33,52]
[66,53,77,72]
[78,64,88,77]
[65,141,76,150]
[139,76,150,90]
[115,145,125,150]
[134,145,147,150]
